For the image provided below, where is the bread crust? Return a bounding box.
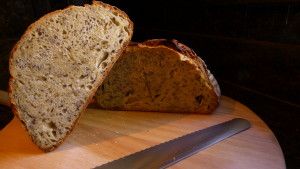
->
[142,39,220,99]
[8,1,133,152]
[96,40,220,114]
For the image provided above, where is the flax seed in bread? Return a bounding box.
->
[95,39,220,114]
[8,1,133,152]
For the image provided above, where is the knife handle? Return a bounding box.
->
[0,90,13,130]
[0,90,10,107]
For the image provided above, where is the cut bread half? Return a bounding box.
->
[8,1,133,152]
[95,39,220,114]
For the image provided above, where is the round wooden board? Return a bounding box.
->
[0,96,285,169]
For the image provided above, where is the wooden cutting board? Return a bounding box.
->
[0,96,285,169]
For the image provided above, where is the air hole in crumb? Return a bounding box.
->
[195,95,203,104]
[100,62,108,69]
[154,94,160,98]
[62,84,67,88]
[79,74,87,79]
[80,85,85,88]
[87,85,92,90]
[125,90,134,96]
[46,108,53,113]
[52,131,57,137]
[18,80,25,85]
[39,132,44,137]
[40,76,47,81]
[62,109,67,113]
[119,39,123,44]
[62,30,67,34]
[113,11,118,16]
[101,52,109,62]
[110,17,120,26]
[102,40,108,46]
[73,91,79,96]
[48,121,57,130]
[124,26,129,34]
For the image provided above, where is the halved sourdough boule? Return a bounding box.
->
[8,1,133,152]
[95,39,220,114]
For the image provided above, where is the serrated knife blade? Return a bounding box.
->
[94,118,251,169]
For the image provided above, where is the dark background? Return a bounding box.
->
[0,0,299,168]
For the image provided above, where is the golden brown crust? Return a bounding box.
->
[8,1,133,152]
[142,39,210,77]
[143,39,198,60]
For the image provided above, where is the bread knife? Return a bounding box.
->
[94,118,251,169]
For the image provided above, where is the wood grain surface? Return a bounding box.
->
[0,96,285,169]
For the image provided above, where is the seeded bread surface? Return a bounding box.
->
[8,1,133,152]
[95,39,220,114]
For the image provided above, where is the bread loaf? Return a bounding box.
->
[95,39,220,114]
[8,1,133,152]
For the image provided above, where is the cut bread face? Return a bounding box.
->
[95,39,220,114]
[8,1,133,152]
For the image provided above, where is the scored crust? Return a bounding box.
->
[142,39,221,99]
[8,1,133,152]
